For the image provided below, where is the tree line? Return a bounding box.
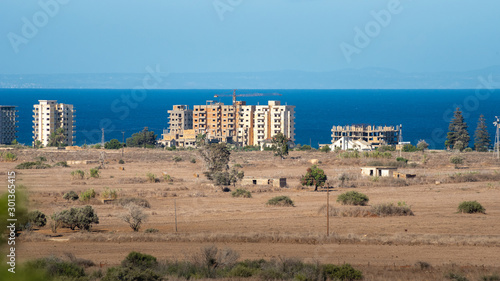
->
[445,108,492,152]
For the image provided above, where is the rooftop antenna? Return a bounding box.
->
[494,116,500,159]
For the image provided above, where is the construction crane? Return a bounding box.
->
[214,89,282,105]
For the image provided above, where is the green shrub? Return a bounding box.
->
[25,256,85,279]
[102,267,160,281]
[339,151,360,159]
[27,210,47,227]
[446,272,469,281]
[450,155,464,168]
[364,151,392,158]
[54,161,69,167]
[464,147,473,152]
[337,191,369,206]
[122,251,158,269]
[266,196,294,207]
[481,274,500,281]
[163,174,173,183]
[259,268,284,280]
[377,145,396,152]
[322,264,363,280]
[93,144,102,149]
[190,158,197,163]
[145,228,159,233]
[2,152,17,161]
[80,188,96,202]
[147,172,157,183]
[52,205,99,231]
[90,168,100,178]
[37,156,47,162]
[119,159,125,164]
[242,145,260,151]
[105,139,122,149]
[116,197,151,208]
[319,146,331,153]
[396,157,408,163]
[233,163,242,168]
[232,189,252,198]
[102,252,161,281]
[366,161,385,167]
[15,161,51,169]
[228,264,256,277]
[458,201,485,214]
[63,191,79,201]
[296,144,313,151]
[101,187,118,200]
[402,144,419,152]
[172,156,182,162]
[71,170,85,180]
[370,202,414,217]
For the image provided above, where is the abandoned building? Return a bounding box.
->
[393,172,416,179]
[360,167,397,177]
[241,177,287,188]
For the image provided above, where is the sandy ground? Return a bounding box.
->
[2,147,500,279]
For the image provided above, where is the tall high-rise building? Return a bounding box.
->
[33,100,75,147]
[161,100,295,148]
[193,101,238,143]
[0,106,19,145]
[246,101,295,147]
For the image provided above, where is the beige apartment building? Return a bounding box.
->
[33,100,75,147]
[161,100,295,148]
[0,106,18,145]
[331,124,400,148]
[238,101,295,147]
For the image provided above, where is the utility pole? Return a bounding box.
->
[174,199,178,233]
[121,131,125,158]
[494,116,500,159]
[101,128,105,148]
[326,183,330,236]
[399,124,403,157]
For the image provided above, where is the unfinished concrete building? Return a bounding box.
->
[161,105,196,147]
[331,125,400,148]
[0,106,18,145]
[168,105,193,133]
[33,100,76,147]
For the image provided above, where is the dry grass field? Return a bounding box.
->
[2,147,500,280]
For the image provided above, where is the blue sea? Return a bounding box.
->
[0,89,498,149]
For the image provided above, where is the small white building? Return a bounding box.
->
[331,137,373,151]
[361,167,397,177]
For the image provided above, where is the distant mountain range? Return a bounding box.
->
[2,66,500,89]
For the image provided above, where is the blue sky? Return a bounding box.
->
[1,0,499,74]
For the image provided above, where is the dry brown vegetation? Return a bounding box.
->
[2,147,500,280]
